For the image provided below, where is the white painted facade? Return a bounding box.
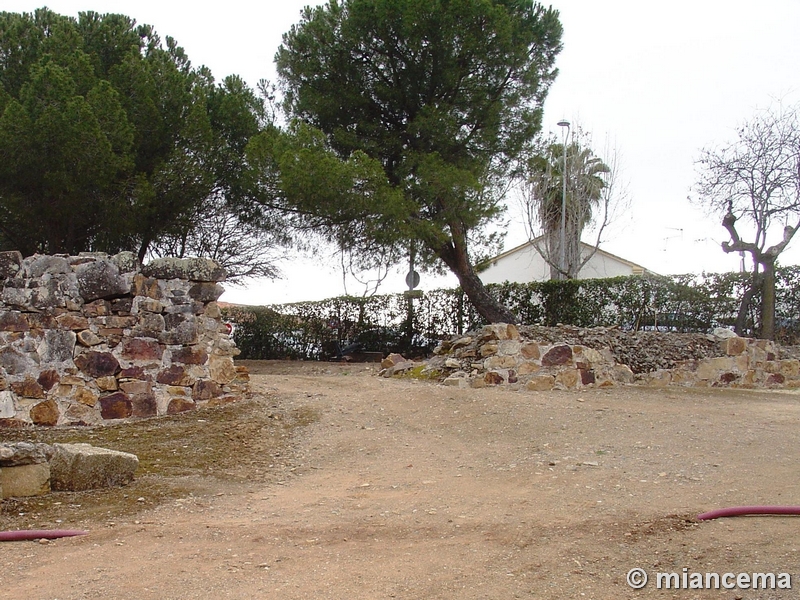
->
[478,239,650,285]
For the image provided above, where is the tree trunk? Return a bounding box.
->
[760,260,776,340]
[734,270,761,336]
[436,236,517,324]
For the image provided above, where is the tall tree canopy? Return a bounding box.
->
[0,8,271,265]
[267,0,562,322]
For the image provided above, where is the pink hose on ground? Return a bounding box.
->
[697,506,800,521]
[0,529,88,541]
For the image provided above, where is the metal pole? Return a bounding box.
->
[557,120,570,280]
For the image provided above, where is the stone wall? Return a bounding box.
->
[418,323,796,391]
[0,251,247,427]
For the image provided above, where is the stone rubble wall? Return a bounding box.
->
[0,251,248,427]
[409,323,793,391]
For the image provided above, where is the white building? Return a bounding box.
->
[478,238,651,285]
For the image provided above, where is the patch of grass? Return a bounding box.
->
[0,394,318,530]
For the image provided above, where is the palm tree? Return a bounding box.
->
[526,140,610,279]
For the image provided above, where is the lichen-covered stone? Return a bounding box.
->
[0,347,38,375]
[188,282,225,303]
[132,312,165,338]
[0,311,29,332]
[38,330,76,363]
[111,251,140,274]
[0,391,14,418]
[50,443,138,491]
[27,255,70,277]
[75,259,130,302]
[143,257,226,282]
[0,250,22,279]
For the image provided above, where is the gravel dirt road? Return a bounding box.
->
[3,360,800,599]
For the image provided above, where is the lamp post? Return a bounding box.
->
[557,119,570,280]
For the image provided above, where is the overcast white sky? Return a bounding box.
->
[5,0,800,305]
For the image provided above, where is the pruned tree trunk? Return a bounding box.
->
[734,270,761,336]
[760,261,776,340]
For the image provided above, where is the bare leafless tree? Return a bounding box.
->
[695,103,800,339]
[148,193,289,283]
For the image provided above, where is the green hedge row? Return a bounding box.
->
[224,267,800,360]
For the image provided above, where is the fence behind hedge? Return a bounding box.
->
[224,267,800,360]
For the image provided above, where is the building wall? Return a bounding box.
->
[479,242,640,285]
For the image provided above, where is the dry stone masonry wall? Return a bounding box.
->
[0,251,247,427]
[410,323,796,391]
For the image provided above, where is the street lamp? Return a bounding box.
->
[557,119,570,280]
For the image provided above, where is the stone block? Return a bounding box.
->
[209,355,236,384]
[167,397,196,414]
[132,312,166,338]
[497,340,521,356]
[193,379,223,400]
[0,463,50,498]
[0,250,22,279]
[0,391,14,418]
[555,369,581,389]
[171,346,208,365]
[56,313,90,330]
[37,369,60,391]
[157,365,193,386]
[30,399,59,425]
[75,351,120,377]
[517,361,539,375]
[121,337,164,361]
[780,360,800,378]
[96,376,118,391]
[75,259,130,302]
[724,336,747,356]
[479,343,498,357]
[0,311,29,332]
[50,443,138,491]
[99,392,132,419]
[76,329,102,347]
[75,387,98,407]
[520,343,540,360]
[131,393,157,417]
[483,371,505,385]
[542,345,573,367]
[142,258,226,282]
[38,330,76,363]
[11,377,45,399]
[443,374,467,387]
[188,282,225,303]
[525,374,556,391]
[612,364,635,384]
[484,355,517,370]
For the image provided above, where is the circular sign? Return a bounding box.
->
[405,270,421,289]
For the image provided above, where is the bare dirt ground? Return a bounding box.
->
[3,359,800,599]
